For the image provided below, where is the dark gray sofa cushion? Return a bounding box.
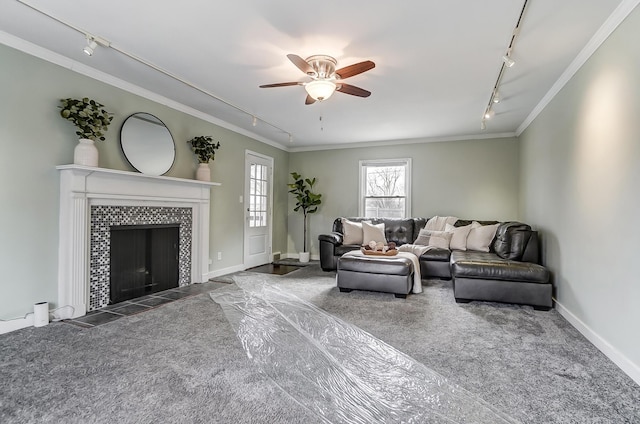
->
[451,251,549,283]
[419,248,450,262]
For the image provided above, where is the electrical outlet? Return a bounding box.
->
[217,252,222,260]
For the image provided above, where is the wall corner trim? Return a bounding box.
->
[516,0,640,136]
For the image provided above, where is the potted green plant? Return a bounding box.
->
[288,172,322,263]
[187,136,220,181]
[59,97,113,166]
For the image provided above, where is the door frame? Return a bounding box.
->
[243,150,274,269]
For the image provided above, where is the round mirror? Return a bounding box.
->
[120,113,175,176]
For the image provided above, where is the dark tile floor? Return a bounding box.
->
[246,263,301,275]
[66,261,313,328]
[64,281,225,328]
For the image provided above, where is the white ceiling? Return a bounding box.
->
[0,0,630,150]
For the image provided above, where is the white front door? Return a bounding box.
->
[244,151,273,269]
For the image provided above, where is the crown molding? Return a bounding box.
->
[0,30,290,152]
[288,132,517,153]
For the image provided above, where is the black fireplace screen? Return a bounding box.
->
[109,224,180,304]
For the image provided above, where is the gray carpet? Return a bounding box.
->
[1,265,639,423]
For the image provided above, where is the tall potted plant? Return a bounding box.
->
[59,97,113,166]
[187,135,220,181]
[288,172,322,263]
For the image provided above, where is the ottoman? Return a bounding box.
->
[337,254,414,298]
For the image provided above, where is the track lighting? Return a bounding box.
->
[17,1,294,145]
[83,37,97,56]
[82,34,110,57]
[252,116,257,126]
[289,134,293,143]
[480,0,529,130]
[502,55,515,68]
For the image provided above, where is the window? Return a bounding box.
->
[359,159,411,218]
[248,163,268,227]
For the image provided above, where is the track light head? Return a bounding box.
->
[502,55,516,68]
[480,120,487,130]
[82,34,110,57]
[484,109,495,120]
[492,92,501,103]
[83,38,97,56]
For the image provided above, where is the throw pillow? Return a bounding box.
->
[342,219,366,245]
[466,222,499,252]
[414,229,453,249]
[445,223,473,251]
[362,221,387,245]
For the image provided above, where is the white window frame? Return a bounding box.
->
[358,158,412,218]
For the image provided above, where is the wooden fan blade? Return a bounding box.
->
[287,54,314,75]
[259,82,302,88]
[305,95,317,105]
[336,83,371,98]
[335,60,375,79]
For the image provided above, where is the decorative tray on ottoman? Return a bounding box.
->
[361,248,398,256]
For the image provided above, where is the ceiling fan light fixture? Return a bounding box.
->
[304,80,337,101]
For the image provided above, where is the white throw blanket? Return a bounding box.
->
[343,250,423,294]
[425,215,458,231]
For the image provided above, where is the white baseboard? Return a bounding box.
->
[555,299,640,385]
[203,264,245,281]
[0,314,34,335]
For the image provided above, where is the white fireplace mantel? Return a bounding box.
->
[57,165,220,318]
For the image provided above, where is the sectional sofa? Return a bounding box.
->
[318,217,552,310]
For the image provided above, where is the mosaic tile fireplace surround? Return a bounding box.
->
[89,205,192,311]
[57,165,219,319]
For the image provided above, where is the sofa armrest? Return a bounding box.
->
[521,230,540,264]
[319,232,343,245]
[319,232,343,271]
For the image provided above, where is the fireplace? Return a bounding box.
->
[89,205,192,311]
[110,224,180,304]
[57,165,219,319]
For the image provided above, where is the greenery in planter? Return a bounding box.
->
[59,97,113,141]
[288,172,322,253]
[187,136,221,163]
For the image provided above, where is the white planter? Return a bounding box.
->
[195,163,211,181]
[299,252,310,263]
[73,138,99,167]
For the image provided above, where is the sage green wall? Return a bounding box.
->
[288,137,520,256]
[0,43,288,320]
[519,8,640,371]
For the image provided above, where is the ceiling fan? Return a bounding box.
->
[259,54,375,105]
